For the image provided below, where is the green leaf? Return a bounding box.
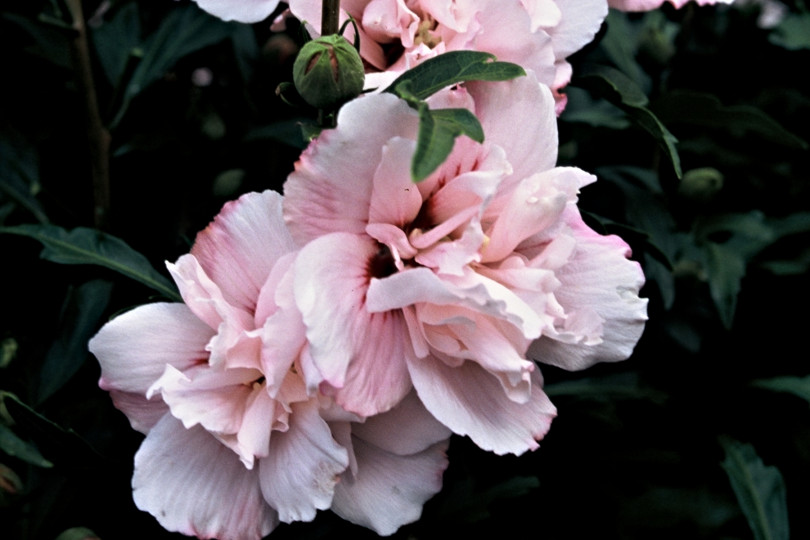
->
[703,242,746,329]
[544,372,668,403]
[720,438,789,540]
[0,134,48,224]
[0,393,101,467]
[654,91,808,150]
[37,280,113,404]
[574,65,681,177]
[751,376,810,406]
[412,107,485,182]
[0,224,180,301]
[434,475,539,524]
[769,13,810,51]
[54,528,99,540]
[0,424,53,468]
[89,1,141,85]
[384,51,525,101]
[110,3,240,128]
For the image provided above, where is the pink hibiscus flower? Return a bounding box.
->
[285,0,608,113]
[283,72,648,456]
[89,190,450,539]
[609,0,734,11]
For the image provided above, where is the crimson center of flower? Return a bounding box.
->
[367,243,398,279]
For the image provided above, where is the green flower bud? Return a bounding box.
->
[679,167,724,203]
[293,35,365,110]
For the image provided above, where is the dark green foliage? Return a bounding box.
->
[1,1,809,539]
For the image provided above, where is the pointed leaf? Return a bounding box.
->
[752,376,810,406]
[770,13,810,51]
[703,242,746,329]
[37,280,113,404]
[412,107,484,182]
[89,1,141,85]
[574,65,681,178]
[655,91,807,150]
[720,438,789,540]
[0,224,180,300]
[384,51,525,101]
[0,424,53,468]
[111,4,240,127]
[0,393,101,466]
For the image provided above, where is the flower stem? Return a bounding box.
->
[66,0,111,230]
[321,0,340,36]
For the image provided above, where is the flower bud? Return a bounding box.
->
[293,35,365,110]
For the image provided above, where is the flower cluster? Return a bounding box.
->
[87,2,668,539]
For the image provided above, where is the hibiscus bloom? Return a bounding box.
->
[609,0,734,11]
[283,72,648,456]
[285,0,608,113]
[89,190,450,539]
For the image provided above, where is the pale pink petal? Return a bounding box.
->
[483,167,592,262]
[235,385,278,463]
[191,0,281,23]
[609,0,733,10]
[255,252,309,396]
[167,254,258,369]
[294,233,413,416]
[528,207,648,370]
[259,400,349,523]
[368,267,545,339]
[408,356,556,455]
[284,94,418,244]
[148,364,258,441]
[332,438,449,536]
[467,73,558,195]
[90,303,212,394]
[369,137,423,227]
[417,308,535,402]
[191,190,296,314]
[546,0,608,59]
[362,0,419,43]
[520,0,562,31]
[463,0,557,85]
[133,415,277,540]
[107,390,168,434]
[351,391,451,455]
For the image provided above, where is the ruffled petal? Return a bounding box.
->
[90,303,212,394]
[190,190,296,314]
[351,391,451,455]
[467,73,558,195]
[167,254,257,369]
[483,167,592,262]
[284,94,418,244]
[133,415,277,540]
[331,438,449,536]
[148,364,258,445]
[527,206,648,370]
[107,390,168,434]
[258,400,349,523]
[294,233,413,416]
[546,0,608,59]
[408,356,556,455]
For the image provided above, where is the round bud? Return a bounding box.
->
[293,35,365,110]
